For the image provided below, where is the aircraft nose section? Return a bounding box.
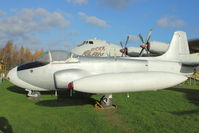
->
[7,67,18,84]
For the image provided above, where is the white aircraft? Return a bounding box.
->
[71,30,156,57]
[7,31,198,108]
[72,30,199,57]
[72,38,166,57]
[71,36,153,57]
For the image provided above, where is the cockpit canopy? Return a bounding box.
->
[77,39,110,47]
[36,50,77,63]
[77,40,94,47]
[82,41,94,45]
[17,50,78,71]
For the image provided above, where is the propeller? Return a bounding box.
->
[120,36,129,57]
[138,29,153,56]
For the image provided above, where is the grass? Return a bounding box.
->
[0,81,199,133]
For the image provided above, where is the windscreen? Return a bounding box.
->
[36,51,50,63]
[50,50,72,61]
[36,50,77,62]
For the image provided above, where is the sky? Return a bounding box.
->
[0,0,199,51]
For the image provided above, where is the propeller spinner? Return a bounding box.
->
[139,29,153,56]
[120,36,129,57]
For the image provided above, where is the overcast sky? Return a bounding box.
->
[0,0,199,50]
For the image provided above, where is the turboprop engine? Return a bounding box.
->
[69,72,187,94]
[54,69,89,89]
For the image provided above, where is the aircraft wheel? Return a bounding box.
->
[26,89,41,99]
[32,91,41,98]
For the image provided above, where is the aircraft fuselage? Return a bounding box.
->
[8,56,191,92]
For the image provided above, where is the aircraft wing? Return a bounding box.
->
[147,39,199,55]
[189,38,199,53]
[182,61,199,66]
[180,53,199,66]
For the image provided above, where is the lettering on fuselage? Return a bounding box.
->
[83,46,105,56]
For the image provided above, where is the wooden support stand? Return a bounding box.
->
[94,101,117,110]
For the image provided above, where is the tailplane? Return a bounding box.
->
[158,31,190,60]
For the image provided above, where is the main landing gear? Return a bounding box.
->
[95,94,116,109]
[26,89,41,99]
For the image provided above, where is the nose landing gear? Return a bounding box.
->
[26,89,41,99]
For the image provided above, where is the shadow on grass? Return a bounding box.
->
[6,85,27,94]
[36,90,96,107]
[0,117,13,133]
[172,109,199,115]
[6,85,96,107]
[6,86,62,95]
[167,87,199,115]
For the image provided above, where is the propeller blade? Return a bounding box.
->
[125,47,128,56]
[120,41,123,48]
[145,48,149,55]
[139,34,144,43]
[145,29,153,43]
[139,48,145,57]
[125,36,129,47]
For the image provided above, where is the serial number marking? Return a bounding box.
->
[83,46,105,56]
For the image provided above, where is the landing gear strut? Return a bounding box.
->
[26,89,41,99]
[95,94,116,109]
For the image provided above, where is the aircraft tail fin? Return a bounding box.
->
[158,31,190,60]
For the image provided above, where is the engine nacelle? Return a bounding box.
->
[149,41,169,55]
[54,69,89,89]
